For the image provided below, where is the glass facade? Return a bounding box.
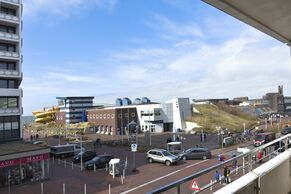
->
[0,154,49,187]
[0,116,20,140]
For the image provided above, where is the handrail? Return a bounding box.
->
[147,133,291,194]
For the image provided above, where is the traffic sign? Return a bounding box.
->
[190,179,200,191]
[131,144,137,152]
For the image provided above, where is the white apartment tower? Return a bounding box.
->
[0,0,23,142]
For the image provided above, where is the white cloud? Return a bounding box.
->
[145,14,203,40]
[23,0,117,19]
[46,72,99,83]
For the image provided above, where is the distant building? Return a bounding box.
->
[263,85,286,114]
[193,98,229,105]
[56,96,94,124]
[86,98,192,135]
[284,97,291,115]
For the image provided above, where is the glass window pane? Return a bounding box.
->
[0,98,7,108]
[8,80,15,88]
[0,62,6,69]
[8,98,17,108]
[0,123,3,130]
[8,63,16,70]
[0,80,7,88]
[4,122,11,130]
[12,121,18,129]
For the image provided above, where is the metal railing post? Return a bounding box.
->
[176,184,180,194]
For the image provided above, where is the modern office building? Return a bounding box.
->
[87,98,192,135]
[56,96,94,124]
[0,0,23,142]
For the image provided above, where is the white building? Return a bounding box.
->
[0,0,23,141]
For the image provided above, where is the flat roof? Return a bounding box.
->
[202,0,291,46]
[56,96,94,100]
[0,141,49,156]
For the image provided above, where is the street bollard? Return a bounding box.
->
[94,164,96,172]
[72,162,74,169]
[58,158,60,164]
[121,175,124,185]
[210,180,212,191]
[41,183,44,194]
[108,184,111,194]
[63,183,66,194]
[64,160,66,168]
[52,157,55,164]
[236,166,238,174]
[106,163,108,171]
[84,184,87,194]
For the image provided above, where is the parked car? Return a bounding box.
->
[73,151,97,163]
[146,149,179,166]
[84,154,114,170]
[178,148,211,160]
[33,141,48,147]
[281,127,291,135]
[253,132,276,147]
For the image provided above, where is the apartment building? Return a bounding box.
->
[0,1,51,188]
[0,0,23,142]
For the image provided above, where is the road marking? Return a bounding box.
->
[121,160,209,194]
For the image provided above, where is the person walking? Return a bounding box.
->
[214,170,221,183]
[258,149,263,163]
[224,165,230,184]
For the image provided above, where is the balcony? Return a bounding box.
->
[0,107,20,115]
[0,32,19,42]
[0,69,20,77]
[0,88,22,97]
[0,13,19,24]
[0,50,19,59]
[2,0,20,5]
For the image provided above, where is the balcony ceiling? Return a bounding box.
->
[202,0,291,46]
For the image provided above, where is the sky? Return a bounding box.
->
[21,0,291,115]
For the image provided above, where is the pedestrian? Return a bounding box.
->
[204,133,206,142]
[214,170,221,183]
[36,134,39,140]
[200,133,203,142]
[176,136,180,142]
[30,135,33,142]
[258,149,263,163]
[224,165,230,184]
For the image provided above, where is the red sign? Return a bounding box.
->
[0,153,49,168]
[190,179,200,191]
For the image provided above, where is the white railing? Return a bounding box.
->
[2,0,20,4]
[0,69,19,76]
[0,32,19,41]
[0,51,19,58]
[0,13,19,22]
[0,108,20,114]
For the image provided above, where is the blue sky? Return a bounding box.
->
[22,0,291,115]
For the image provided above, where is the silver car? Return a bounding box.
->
[146,149,179,166]
[178,148,211,160]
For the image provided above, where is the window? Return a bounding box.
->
[107,114,110,119]
[0,7,16,16]
[103,114,106,119]
[111,114,114,119]
[12,122,18,129]
[0,80,17,88]
[0,97,18,108]
[0,123,3,131]
[131,113,135,117]
[125,113,129,118]
[118,113,122,118]
[4,122,11,130]
[0,43,16,52]
[96,114,99,119]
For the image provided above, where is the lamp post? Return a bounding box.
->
[80,133,83,171]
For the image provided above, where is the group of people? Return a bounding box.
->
[214,165,231,184]
[30,134,39,141]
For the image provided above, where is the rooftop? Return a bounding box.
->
[0,141,49,156]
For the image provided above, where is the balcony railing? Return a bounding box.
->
[2,0,20,5]
[0,51,19,59]
[0,13,19,23]
[0,108,20,114]
[0,69,20,76]
[0,32,19,41]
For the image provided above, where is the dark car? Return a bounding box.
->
[73,151,97,163]
[84,154,114,170]
[178,148,211,160]
[281,127,291,135]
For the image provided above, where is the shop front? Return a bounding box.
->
[0,153,49,187]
